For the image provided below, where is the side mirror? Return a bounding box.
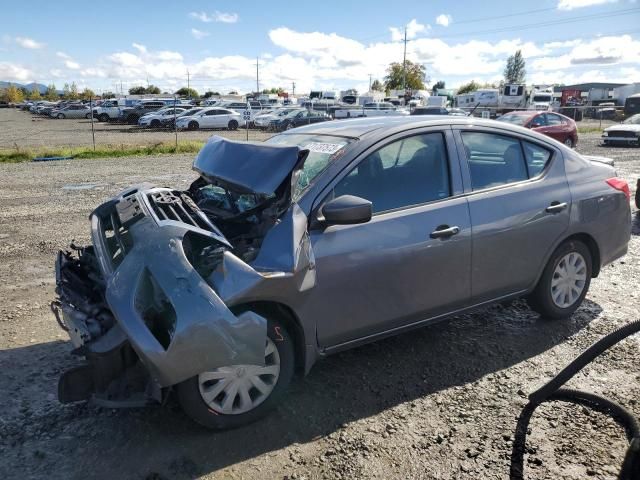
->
[321,195,372,226]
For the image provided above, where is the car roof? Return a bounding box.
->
[288,116,542,138]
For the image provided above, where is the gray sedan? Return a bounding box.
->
[51,104,92,119]
[54,117,631,429]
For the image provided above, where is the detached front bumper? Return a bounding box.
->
[54,185,268,406]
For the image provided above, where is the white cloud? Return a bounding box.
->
[0,62,33,81]
[15,36,45,49]
[390,19,428,42]
[191,28,209,39]
[132,43,147,54]
[64,60,80,70]
[189,11,239,23]
[557,0,617,10]
[56,51,71,60]
[435,14,452,27]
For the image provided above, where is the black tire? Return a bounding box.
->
[85,113,92,119]
[57,113,65,119]
[177,317,295,430]
[150,119,161,128]
[188,120,199,131]
[127,115,138,125]
[228,119,239,130]
[99,113,109,122]
[527,240,592,320]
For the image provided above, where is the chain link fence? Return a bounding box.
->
[0,98,630,158]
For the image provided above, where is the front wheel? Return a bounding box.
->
[85,113,92,119]
[127,115,137,125]
[188,120,199,130]
[564,137,574,148]
[177,318,295,430]
[57,113,65,119]
[98,114,109,122]
[527,240,592,319]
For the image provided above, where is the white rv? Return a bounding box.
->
[500,84,527,109]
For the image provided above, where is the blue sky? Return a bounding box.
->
[1,0,639,94]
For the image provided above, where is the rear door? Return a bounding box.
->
[453,127,571,303]
[309,128,472,347]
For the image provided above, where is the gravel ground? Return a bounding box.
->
[0,108,271,149]
[0,132,639,480]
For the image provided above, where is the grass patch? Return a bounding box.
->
[577,126,604,134]
[0,141,205,163]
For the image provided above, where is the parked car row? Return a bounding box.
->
[20,100,93,119]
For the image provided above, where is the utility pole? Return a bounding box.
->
[368,74,372,92]
[187,69,190,100]
[292,81,295,96]
[402,26,407,94]
[255,57,260,94]
[146,75,149,89]
[120,80,123,95]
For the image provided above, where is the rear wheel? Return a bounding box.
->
[98,113,109,122]
[85,113,92,119]
[127,115,137,125]
[150,119,161,128]
[57,113,65,119]
[285,122,294,130]
[188,120,199,130]
[228,119,239,130]
[527,240,592,319]
[564,137,574,148]
[177,318,295,430]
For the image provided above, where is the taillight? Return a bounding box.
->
[606,177,630,200]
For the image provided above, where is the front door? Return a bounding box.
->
[308,130,472,347]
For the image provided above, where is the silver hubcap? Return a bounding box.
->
[564,138,573,147]
[198,338,280,415]
[551,252,587,308]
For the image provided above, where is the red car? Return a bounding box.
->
[496,111,578,148]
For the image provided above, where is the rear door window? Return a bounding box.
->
[461,132,528,190]
[522,141,552,177]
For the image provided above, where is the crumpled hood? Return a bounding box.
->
[193,135,308,195]
[604,124,640,133]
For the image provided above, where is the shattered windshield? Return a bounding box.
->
[265,133,353,200]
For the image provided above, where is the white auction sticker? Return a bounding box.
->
[302,142,344,154]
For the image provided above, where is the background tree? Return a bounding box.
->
[456,80,481,94]
[62,83,71,99]
[203,91,220,98]
[45,83,58,100]
[1,85,24,103]
[69,82,79,100]
[344,88,358,96]
[370,79,384,92]
[384,60,426,91]
[504,50,526,84]
[175,87,200,99]
[80,88,95,100]
[29,87,41,100]
[102,91,116,99]
[128,86,147,95]
[431,80,446,94]
[145,85,160,94]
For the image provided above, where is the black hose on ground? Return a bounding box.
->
[510,320,640,480]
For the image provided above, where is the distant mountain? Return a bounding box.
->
[0,81,61,94]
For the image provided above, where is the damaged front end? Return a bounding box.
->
[54,136,315,408]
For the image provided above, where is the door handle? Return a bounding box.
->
[545,202,568,213]
[430,225,460,239]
